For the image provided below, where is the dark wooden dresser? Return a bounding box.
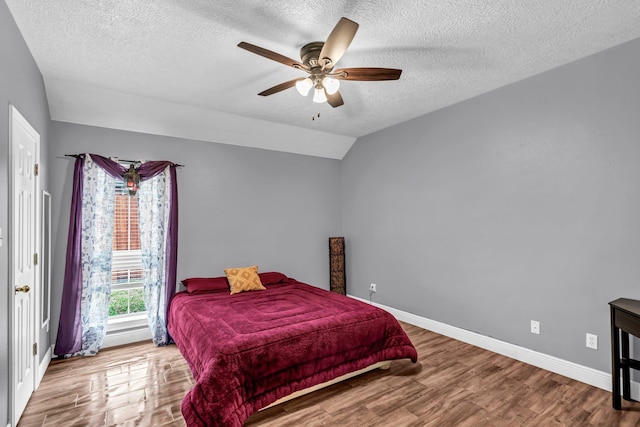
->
[610,298,640,409]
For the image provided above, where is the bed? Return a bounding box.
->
[167,272,418,426]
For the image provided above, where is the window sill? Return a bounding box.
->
[102,327,151,348]
[107,313,147,333]
[104,314,150,348]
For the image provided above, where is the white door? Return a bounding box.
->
[10,105,39,423]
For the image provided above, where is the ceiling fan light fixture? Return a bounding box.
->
[313,87,327,103]
[238,17,402,108]
[295,77,313,96]
[322,76,340,95]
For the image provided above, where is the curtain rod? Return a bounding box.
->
[64,154,184,167]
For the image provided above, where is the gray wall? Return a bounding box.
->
[341,37,640,372]
[1,1,51,425]
[48,122,342,345]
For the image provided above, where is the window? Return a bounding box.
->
[108,179,145,331]
[56,154,177,356]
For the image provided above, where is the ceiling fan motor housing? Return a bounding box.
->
[300,42,325,68]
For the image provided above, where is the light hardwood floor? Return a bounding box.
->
[18,322,640,426]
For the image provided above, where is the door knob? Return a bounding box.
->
[15,285,30,293]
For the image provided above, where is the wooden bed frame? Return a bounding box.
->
[261,360,391,410]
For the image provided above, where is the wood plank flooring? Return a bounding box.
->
[18,322,640,426]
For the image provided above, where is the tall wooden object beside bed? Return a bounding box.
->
[329,237,346,295]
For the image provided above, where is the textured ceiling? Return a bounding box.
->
[6,0,640,158]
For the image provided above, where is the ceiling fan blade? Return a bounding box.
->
[333,67,402,81]
[318,17,359,69]
[258,78,303,96]
[238,42,307,70]
[326,91,344,108]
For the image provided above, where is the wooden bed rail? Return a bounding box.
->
[261,360,392,410]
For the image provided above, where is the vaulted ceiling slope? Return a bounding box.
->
[6,1,640,159]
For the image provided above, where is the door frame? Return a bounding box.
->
[9,104,41,426]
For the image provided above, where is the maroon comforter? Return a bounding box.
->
[168,277,417,426]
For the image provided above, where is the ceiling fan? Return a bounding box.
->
[237,17,402,108]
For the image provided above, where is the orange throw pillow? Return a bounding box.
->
[224,265,266,295]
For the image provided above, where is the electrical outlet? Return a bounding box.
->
[369,283,377,293]
[586,333,598,350]
[530,320,540,335]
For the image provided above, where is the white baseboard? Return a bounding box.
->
[36,345,52,389]
[348,295,638,399]
[102,328,151,348]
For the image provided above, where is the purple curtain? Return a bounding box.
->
[90,154,127,178]
[54,157,85,355]
[165,166,179,328]
[54,154,179,356]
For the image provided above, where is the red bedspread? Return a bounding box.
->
[168,277,418,426]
